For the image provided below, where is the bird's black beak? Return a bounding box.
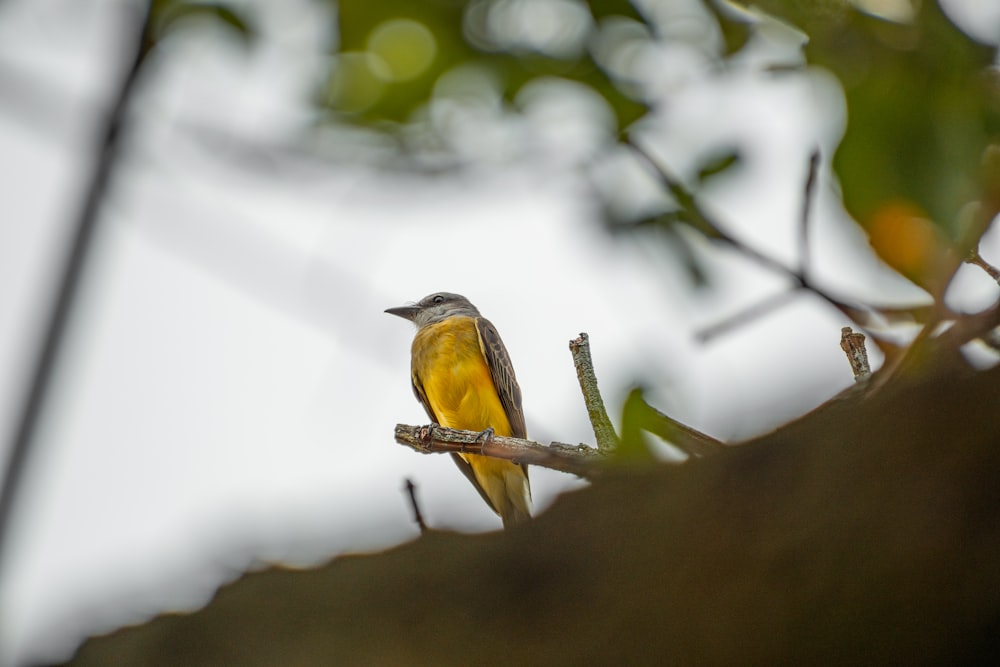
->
[385,305,420,321]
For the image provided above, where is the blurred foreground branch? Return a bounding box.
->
[69,356,1000,667]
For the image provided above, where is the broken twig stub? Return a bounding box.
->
[569,333,619,455]
[840,327,871,381]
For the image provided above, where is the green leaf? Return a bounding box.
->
[587,0,647,23]
[657,222,711,287]
[696,150,741,183]
[704,0,754,54]
[753,0,999,241]
[618,388,657,463]
[151,1,256,46]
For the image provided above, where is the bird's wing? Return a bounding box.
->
[410,373,437,424]
[412,366,503,514]
[475,317,530,486]
[475,317,527,439]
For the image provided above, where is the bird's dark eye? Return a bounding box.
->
[432,295,445,304]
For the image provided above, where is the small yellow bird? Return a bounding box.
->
[386,292,531,528]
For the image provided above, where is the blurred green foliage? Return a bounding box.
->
[320,0,1000,264]
[756,0,999,242]
[618,388,658,462]
[324,0,647,128]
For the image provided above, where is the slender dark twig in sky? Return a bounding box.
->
[798,149,821,278]
[0,0,154,624]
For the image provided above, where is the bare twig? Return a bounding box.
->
[798,149,821,278]
[840,327,871,381]
[933,301,1000,351]
[625,137,905,340]
[569,333,619,454]
[697,290,800,343]
[966,247,1000,286]
[394,424,604,478]
[403,478,428,534]
[625,137,794,278]
[872,299,1000,392]
[874,196,999,382]
[0,0,154,619]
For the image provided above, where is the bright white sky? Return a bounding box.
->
[0,0,997,664]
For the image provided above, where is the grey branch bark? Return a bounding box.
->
[569,333,619,454]
[394,424,604,478]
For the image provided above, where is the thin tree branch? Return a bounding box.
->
[625,137,795,278]
[935,300,1000,351]
[872,299,1000,393]
[697,289,801,343]
[394,424,604,479]
[403,478,428,534]
[0,0,154,607]
[966,247,1000,286]
[869,211,998,387]
[798,149,820,278]
[568,333,619,454]
[624,137,904,340]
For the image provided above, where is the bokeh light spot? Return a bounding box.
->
[367,19,437,82]
[326,52,390,113]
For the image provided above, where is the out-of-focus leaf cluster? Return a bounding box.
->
[756,0,1000,265]
[320,0,648,130]
[318,0,999,293]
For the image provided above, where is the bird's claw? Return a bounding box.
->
[467,426,495,453]
[421,423,439,449]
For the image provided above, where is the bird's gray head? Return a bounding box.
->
[385,292,481,328]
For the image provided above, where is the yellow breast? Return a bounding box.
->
[411,316,513,437]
